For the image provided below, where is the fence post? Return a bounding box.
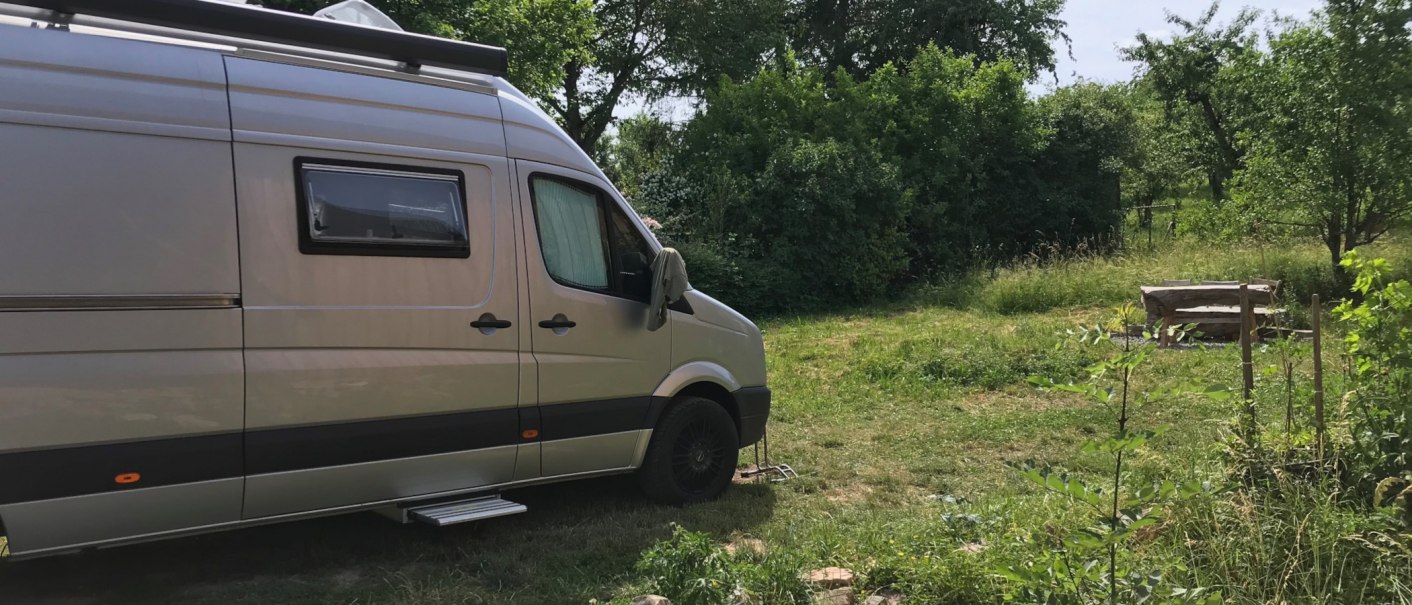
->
[1239,284,1257,439]
[1312,293,1325,458]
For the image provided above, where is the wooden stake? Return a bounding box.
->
[1240,284,1256,437]
[1312,293,1325,457]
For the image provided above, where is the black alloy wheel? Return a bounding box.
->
[638,396,739,505]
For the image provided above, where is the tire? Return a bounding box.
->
[638,396,740,505]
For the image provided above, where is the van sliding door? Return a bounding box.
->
[225,56,522,518]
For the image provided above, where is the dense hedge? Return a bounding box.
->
[616,47,1133,315]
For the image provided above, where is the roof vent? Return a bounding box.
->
[313,0,402,31]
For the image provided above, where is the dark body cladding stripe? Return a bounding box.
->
[0,398,661,505]
[244,407,520,475]
[537,396,652,441]
[0,433,243,505]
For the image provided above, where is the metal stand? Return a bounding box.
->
[739,429,796,482]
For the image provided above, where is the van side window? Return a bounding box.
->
[529,175,653,301]
[295,159,470,258]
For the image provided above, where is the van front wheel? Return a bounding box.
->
[638,397,739,505]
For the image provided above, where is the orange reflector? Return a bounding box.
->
[114,472,141,484]
[521,429,540,440]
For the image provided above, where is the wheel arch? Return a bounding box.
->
[651,362,741,426]
[636,362,744,466]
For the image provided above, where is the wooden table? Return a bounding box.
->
[1140,284,1275,344]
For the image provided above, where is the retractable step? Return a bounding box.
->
[403,496,526,527]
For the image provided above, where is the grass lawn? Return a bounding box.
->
[1,236,1407,604]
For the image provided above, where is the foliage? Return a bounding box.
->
[790,0,1069,79]
[1121,84,1192,212]
[599,114,682,205]
[1122,2,1259,201]
[632,47,1130,313]
[634,526,811,605]
[1232,0,1412,277]
[1002,306,1225,604]
[553,0,790,153]
[1334,252,1412,514]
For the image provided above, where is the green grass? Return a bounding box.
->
[2,235,1408,604]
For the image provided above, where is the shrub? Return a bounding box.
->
[1334,252,1412,515]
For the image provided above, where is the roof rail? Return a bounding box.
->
[3,0,509,77]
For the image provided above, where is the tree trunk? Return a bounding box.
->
[1326,229,1352,291]
[1196,95,1239,202]
[561,61,586,151]
[1209,169,1226,202]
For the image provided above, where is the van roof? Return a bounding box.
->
[3,0,508,77]
[0,1,625,205]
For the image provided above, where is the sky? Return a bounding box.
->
[1028,0,1322,94]
[622,0,1326,123]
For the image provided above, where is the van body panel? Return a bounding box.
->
[0,123,239,297]
[0,23,229,138]
[0,23,245,555]
[672,290,768,389]
[224,56,504,158]
[535,430,645,476]
[227,56,521,515]
[243,445,517,518]
[0,26,237,297]
[0,478,243,555]
[500,92,600,176]
[0,309,243,451]
[242,347,519,429]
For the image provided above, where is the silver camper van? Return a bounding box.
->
[0,0,770,559]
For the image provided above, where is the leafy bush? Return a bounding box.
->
[609,47,1132,315]
[746,139,911,307]
[1334,252,1412,514]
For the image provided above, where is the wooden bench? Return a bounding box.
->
[1140,282,1281,345]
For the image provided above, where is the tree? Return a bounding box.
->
[1122,82,1191,228]
[553,0,790,154]
[261,0,596,101]
[1123,2,1258,201]
[599,113,681,205]
[1034,82,1136,247]
[792,0,1069,80]
[1235,0,1412,278]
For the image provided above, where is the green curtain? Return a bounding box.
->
[534,178,608,289]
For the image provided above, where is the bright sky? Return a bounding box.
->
[1030,0,1323,94]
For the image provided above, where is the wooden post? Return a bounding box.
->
[1161,306,1175,348]
[1239,284,1257,437]
[1312,294,1325,457]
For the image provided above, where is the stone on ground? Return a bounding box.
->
[863,590,905,605]
[725,537,768,557]
[815,587,857,605]
[631,596,670,605]
[805,567,856,589]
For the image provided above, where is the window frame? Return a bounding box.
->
[527,172,655,304]
[294,157,471,259]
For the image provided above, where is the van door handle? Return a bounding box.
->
[537,317,577,329]
[470,313,512,330]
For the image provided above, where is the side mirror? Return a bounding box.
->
[646,247,688,331]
